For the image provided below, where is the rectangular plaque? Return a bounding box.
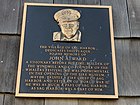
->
[16,3,118,98]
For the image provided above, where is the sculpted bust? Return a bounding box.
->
[53,9,81,42]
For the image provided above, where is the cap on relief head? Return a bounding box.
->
[54,9,81,23]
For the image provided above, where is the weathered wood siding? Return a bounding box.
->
[0,94,4,105]
[0,0,20,34]
[127,0,140,37]
[0,0,140,104]
[101,0,130,37]
[0,35,20,93]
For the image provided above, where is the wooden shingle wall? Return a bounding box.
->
[0,0,140,104]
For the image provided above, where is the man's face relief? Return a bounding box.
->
[59,21,79,38]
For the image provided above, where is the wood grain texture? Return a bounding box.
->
[127,0,140,37]
[77,0,100,5]
[4,94,15,105]
[115,39,140,96]
[23,0,53,2]
[115,39,131,96]
[18,0,53,34]
[15,97,44,105]
[53,0,100,6]
[0,0,20,34]
[129,39,140,95]
[0,35,20,93]
[0,94,4,105]
[79,97,140,105]
[3,94,140,105]
[53,0,78,4]
[101,0,130,37]
[45,99,78,105]
[4,94,44,105]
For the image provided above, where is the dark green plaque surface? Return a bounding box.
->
[16,3,118,98]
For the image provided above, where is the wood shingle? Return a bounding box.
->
[0,0,20,34]
[101,0,130,37]
[127,0,140,37]
[0,35,20,93]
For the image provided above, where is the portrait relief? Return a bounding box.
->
[53,9,81,42]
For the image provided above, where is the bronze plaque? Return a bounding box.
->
[16,3,118,98]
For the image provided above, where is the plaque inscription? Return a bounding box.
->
[16,3,118,98]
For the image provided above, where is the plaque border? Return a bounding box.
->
[16,3,118,99]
